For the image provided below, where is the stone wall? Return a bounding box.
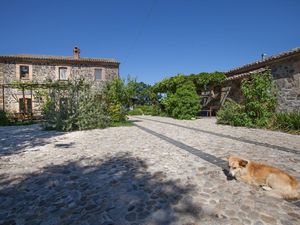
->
[224,55,300,112]
[0,61,119,113]
[270,55,300,112]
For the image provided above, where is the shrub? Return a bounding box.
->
[0,110,11,125]
[107,103,126,122]
[104,79,128,123]
[127,105,163,116]
[136,105,154,115]
[162,81,201,119]
[217,70,277,128]
[241,70,277,127]
[127,108,144,116]
[150,105,164,116]
[270,112,300,133]
[216,99,253,127]
[42,79,109,131]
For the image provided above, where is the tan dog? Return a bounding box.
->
[228,156,300,200]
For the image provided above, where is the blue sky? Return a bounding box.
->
[1,0,300,84]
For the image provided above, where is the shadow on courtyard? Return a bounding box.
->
[0,153,203,225]
[0,124,64,156]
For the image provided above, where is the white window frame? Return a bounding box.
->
[59,67,68,80]
[56,66,70,80]
[94,68,103,81]
[16,64,32,80]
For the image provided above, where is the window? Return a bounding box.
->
[59,67,68,80]
[19,98,32,113]
[20,66,29,79]
[94,68,102,80]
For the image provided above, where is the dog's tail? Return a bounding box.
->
[280,186,300,200]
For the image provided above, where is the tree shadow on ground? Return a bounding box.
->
[0,124,64,157]
[0,153,203,225]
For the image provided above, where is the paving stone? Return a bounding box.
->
[125,212,136,222]
[0,116,299,225]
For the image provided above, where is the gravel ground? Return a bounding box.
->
[0,116,300,225]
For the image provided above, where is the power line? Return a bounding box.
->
[123,0,157,65]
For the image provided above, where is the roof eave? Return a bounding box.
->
[225,47,300,76]
[0,55,120,65]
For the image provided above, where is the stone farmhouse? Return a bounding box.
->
[0,47,120,116]
[222,47,300,112]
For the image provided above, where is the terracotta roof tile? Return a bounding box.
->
[0,54,119,64]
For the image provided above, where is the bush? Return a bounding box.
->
[0,110,11,125]
[270,112,300,133]
[127,104,163,116]
[241,70,277,127]
[104,79,128,123]
[42,79,109,131]
[107,103,126,122]
[216,99,253,127]
[217,70,277,128]
[127,108,144,116]
[162,81,201,119]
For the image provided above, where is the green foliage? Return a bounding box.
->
[127,108,144,116]
[241,70,277,127]
[152,72,226,94]
[217,70,277,128]
[126,78,152,106]
[153,74,187,94]
[216,99,253,126]
[105,79,129,106]
[270,112,300,133]
[151,72,224,119]
[0,110,11,125]
[104,79,128,123]
[43,79,109,131]
[127,105,161,116]
[107,103,126,122]
[190,72,226,92]
[161,81,201,119]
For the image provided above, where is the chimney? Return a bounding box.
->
[73,47,80,59]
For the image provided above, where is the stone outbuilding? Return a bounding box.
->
[0,47,120,116]
[223,47,300,112]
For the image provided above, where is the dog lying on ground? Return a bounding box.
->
[228,156,300,200]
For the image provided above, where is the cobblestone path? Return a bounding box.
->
[0,116,300,225]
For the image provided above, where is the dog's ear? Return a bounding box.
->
[239,160,248,167]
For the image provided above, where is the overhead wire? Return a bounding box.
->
[123,0,157,65]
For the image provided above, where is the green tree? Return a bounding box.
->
[162,81,201,119]
[125,77,152,106]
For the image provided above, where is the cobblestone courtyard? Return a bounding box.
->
[0,116,300,225]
